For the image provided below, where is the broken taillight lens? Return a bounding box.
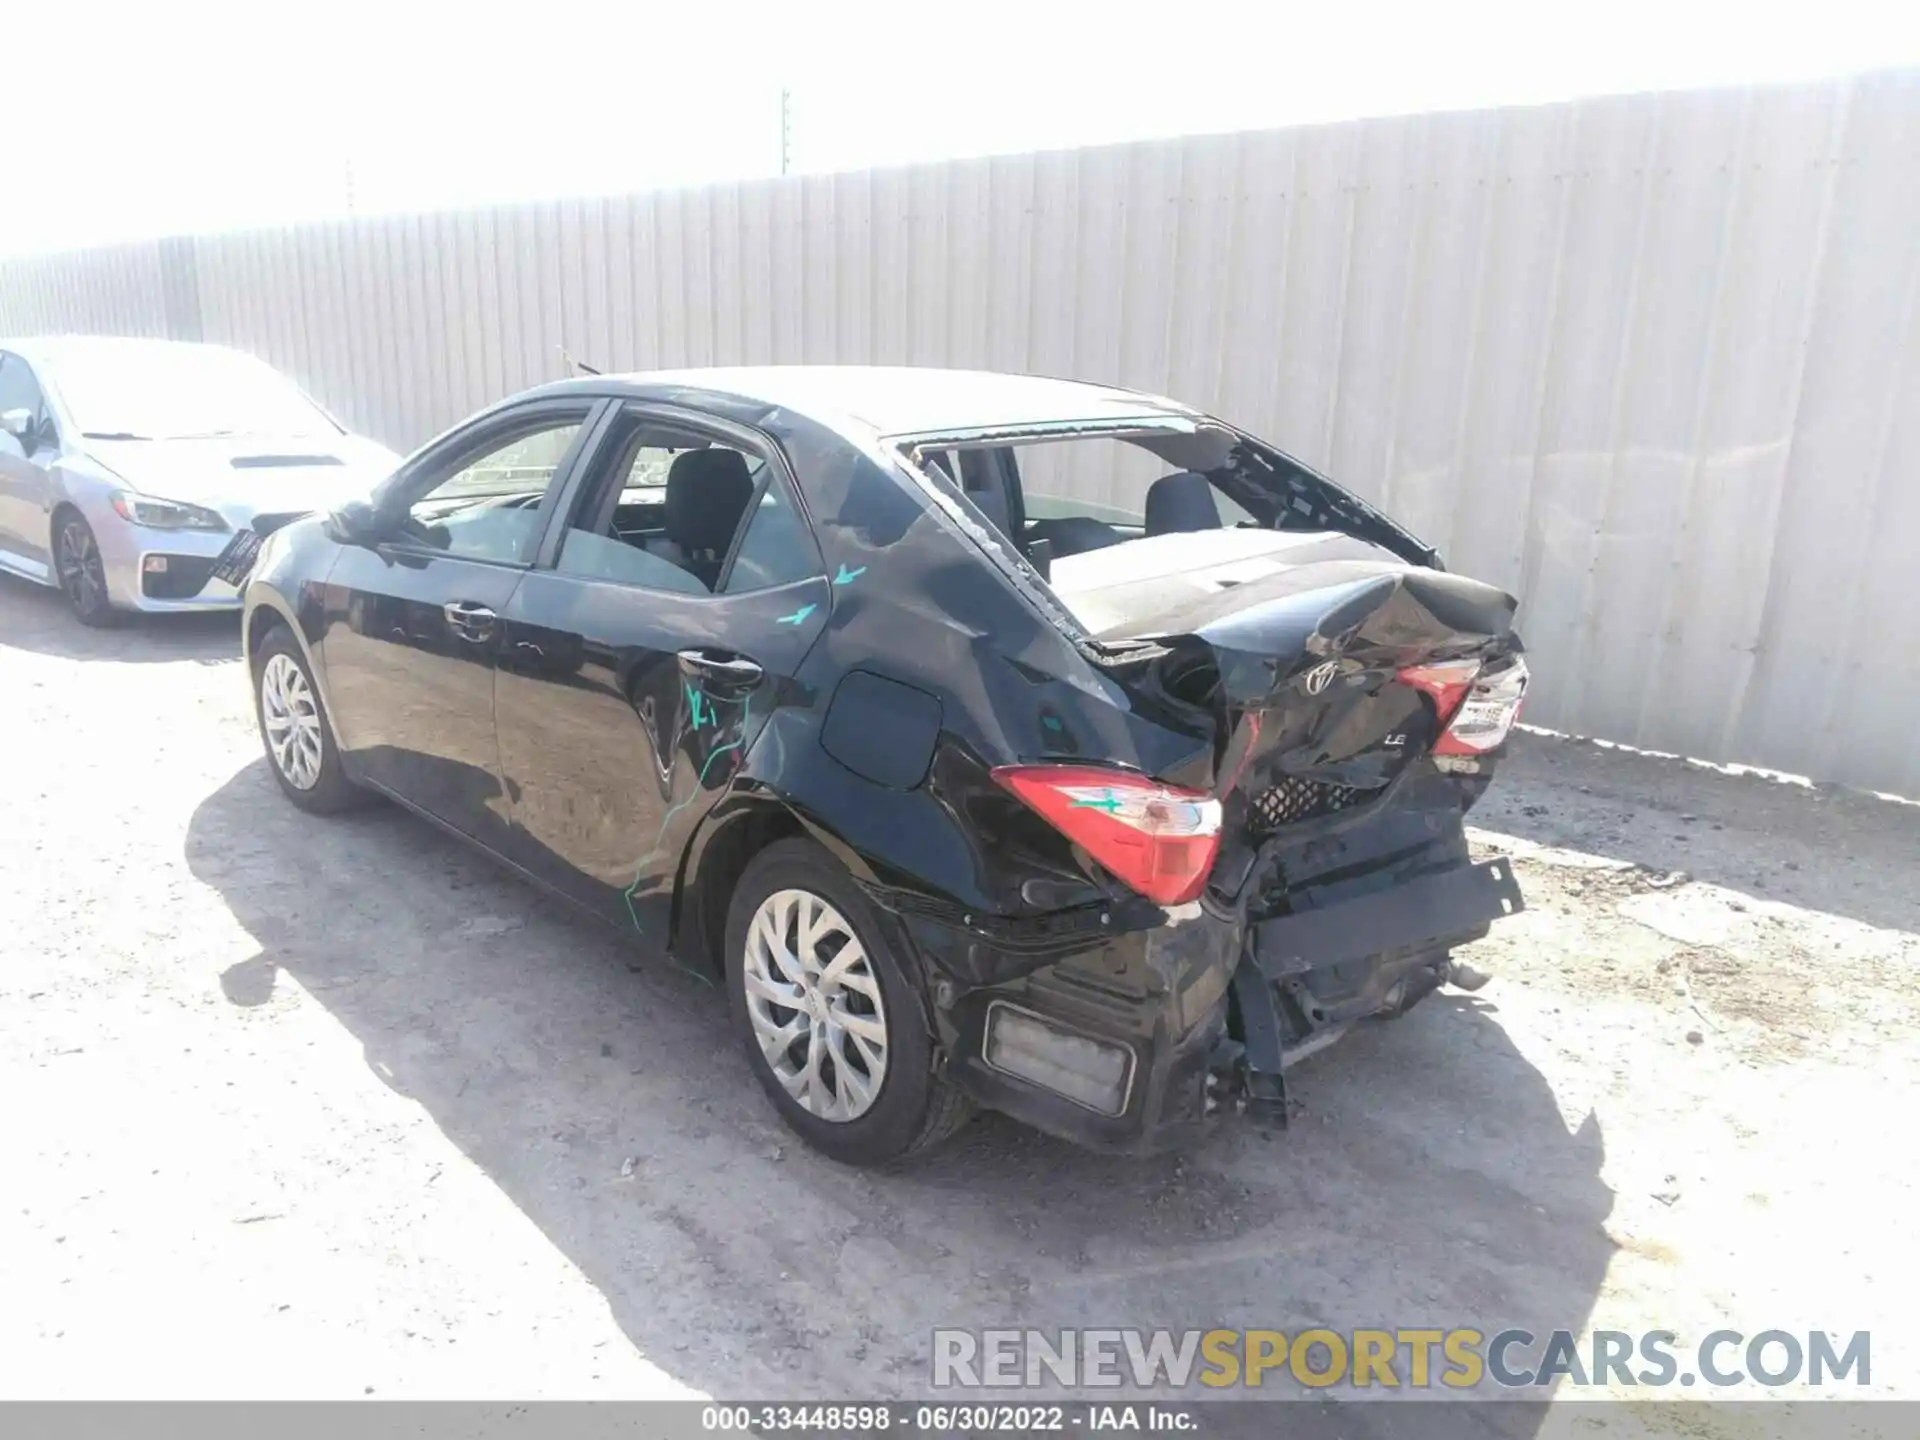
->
[1415,657,1530,755]
[1397,659,1482,725]
[990,765,1223,907]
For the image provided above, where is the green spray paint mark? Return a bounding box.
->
[624,695,753,932]
[833,564,866,585]
[1070,790,1124,813]
[777,603,817,625]
[685,683,710,730]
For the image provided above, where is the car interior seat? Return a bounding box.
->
[1024,515,1126,557]
[1144,471,1223,535]
[993,447,1126,558]
[655,448,757,588]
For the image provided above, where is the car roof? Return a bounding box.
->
[0,335,259,370]
[532,365,1206,440]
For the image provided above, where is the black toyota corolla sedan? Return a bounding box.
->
[231,366,1528,1164]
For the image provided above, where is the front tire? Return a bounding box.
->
[53,511,119,627]
[725,838,972,1165]
[252,625,364,814]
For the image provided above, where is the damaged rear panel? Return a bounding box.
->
[882,417,1530,1143]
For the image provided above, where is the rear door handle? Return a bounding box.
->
[443,601,498,641]
[676,648,764,692]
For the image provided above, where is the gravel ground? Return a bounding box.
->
[3,572,1915,1429]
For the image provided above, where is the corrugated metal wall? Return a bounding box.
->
[4,73,1918,795]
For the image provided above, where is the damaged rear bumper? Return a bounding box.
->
[937,922,1238,1153]
[1251,854,1522,976]
[909,810,1525,1153]
[1226,855,1523,1125]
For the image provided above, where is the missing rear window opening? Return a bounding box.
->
[900,425,1419,639]
[912,429,1258,562]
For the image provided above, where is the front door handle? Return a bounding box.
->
[443,600,498,641]
[676,647,764,693]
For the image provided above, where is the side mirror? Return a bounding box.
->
[326,499,383,546]
[0,408,32,440]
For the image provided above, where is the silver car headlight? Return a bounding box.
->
[108,490,231,532]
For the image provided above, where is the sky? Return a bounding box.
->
[9,0,1919,257]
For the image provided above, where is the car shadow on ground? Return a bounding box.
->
[186,759,1609,1436]
[0,572,240,664]
[1476,731,1920,936]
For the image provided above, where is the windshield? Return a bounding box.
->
[50,345,341,441]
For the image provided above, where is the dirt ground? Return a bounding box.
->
[3,572,1915,1429]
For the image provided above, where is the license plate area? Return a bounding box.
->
[209,529,263,586]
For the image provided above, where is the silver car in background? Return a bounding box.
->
[0,336,399,625]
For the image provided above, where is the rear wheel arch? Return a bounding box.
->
[673,798,808,977]
[783,810,942,1033]
[722,834,975,1162]
[675,792,940,1010]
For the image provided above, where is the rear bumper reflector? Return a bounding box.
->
[982,1001,1135,1117]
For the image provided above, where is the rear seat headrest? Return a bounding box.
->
[665,449,755,554]
[1145,471,1223,535]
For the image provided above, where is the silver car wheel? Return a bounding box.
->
[742,887,890,1122]
[260,652,324,791]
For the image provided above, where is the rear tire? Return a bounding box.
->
[252,625,366,814]
[725,838,973,1165]
[53,511,120,628]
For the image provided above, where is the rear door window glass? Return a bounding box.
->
[554,409,818,596]
[722,471,819,594]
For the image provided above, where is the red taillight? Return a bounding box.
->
[1397,659,1480,724]
[991,764,1223,907]
[1400,657,1529,755]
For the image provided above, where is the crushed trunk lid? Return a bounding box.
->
[1094,558,1523,836]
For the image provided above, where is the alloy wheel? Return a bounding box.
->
[260,652,324,791]
[741,887,890,1121]
[56,519,107,617]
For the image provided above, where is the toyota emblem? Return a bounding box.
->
[1303,661,1340,696]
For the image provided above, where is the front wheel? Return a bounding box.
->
[252,626,365,813]
[53,511,119,627]
[725,838,973,1165]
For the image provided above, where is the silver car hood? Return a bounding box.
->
[84,432,400,523]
